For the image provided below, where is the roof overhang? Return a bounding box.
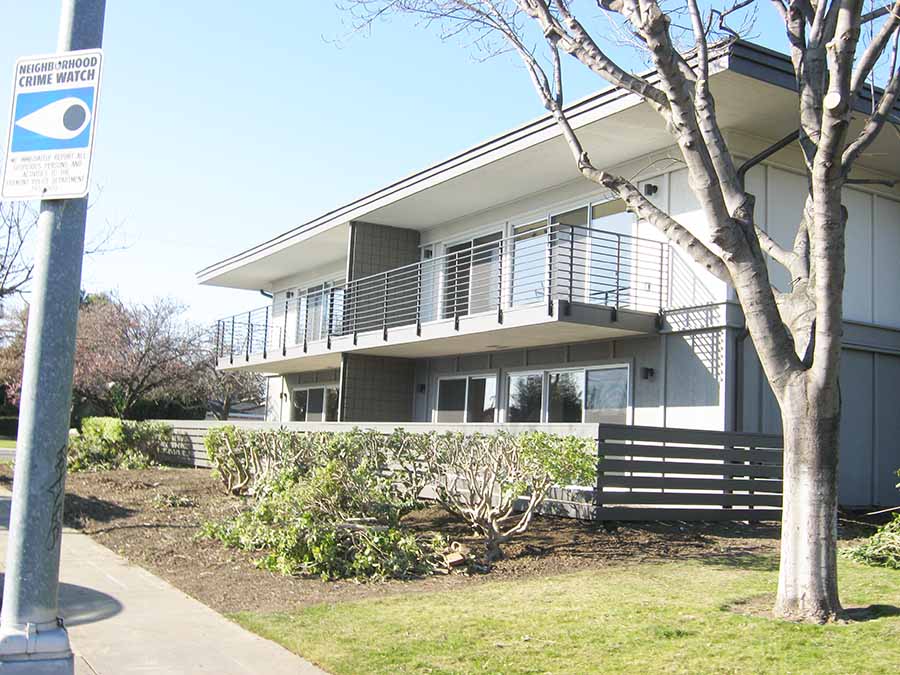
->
[198,41,900,291]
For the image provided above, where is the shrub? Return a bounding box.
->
[68,417,173,472]
[842,468,900,569]
[202,463,445,580]
[842,514,900,569]
[422,431,596,562]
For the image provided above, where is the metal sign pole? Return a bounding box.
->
[0,2,105,673]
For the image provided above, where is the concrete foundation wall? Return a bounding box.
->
[340,353,416,422]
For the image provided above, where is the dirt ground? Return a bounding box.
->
[0,465,879,616]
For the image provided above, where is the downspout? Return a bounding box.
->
[736,130,799,187]
[259,289,273,299]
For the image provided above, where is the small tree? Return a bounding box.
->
[342,0,900,621]
[423,431,595,562]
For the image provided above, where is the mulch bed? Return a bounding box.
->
[0,464,878,616]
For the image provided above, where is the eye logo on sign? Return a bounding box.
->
[10,87,94,152]
[16,97,91,140]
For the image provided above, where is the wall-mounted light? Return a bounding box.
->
[417,383,427,394]
[643,183,659,196]
[641,367,655,380]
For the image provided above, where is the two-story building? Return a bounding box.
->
[198,41,900,509]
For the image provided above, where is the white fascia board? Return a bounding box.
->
[198,44,749,287]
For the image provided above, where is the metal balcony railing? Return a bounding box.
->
[215,223,669,363]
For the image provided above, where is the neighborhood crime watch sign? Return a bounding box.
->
[1,49,103,200]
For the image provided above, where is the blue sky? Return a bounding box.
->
[0,1,789,325]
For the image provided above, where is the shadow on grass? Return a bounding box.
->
[843,604,900,622]
[695,551,779,572]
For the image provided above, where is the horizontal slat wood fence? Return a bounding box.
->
[595,424,783,521]
[154,420,783,522]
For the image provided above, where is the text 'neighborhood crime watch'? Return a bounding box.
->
[17,55,100,87]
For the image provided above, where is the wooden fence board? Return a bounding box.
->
[598,459,782,478]
[596,507,780,521]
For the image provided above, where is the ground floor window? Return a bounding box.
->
[291,386,339,422]
[506,365,629,424]
[435,375,497,423]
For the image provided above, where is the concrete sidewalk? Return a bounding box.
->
[0,491,325,674]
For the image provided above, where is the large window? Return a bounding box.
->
[589,199,635,308]
[548,370,584,423]
[506,365,629,424]
[507,372,543,422]
[435,376,497,423]
[291,386,339,422]
[511,221,549,306]
[585,367,628,424]
[442,232,502,319]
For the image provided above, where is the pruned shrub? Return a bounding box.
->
[842,469,900,569]
[421,431,596,562]
[68,417,172,472]
[204,426,322,495]
[202,425,596,574]
[202,458,445,580]
[842,515,900,569]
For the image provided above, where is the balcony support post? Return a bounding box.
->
[327,287,335,350]
[615,234,622,310]
[262,307,268,359]
[415,265,422,337]
[659,244,666,312]
[546,224,554,317]
[245,311,251,362]
[230,316,235,364]
[497,239,504,325]
[382,274,389,341]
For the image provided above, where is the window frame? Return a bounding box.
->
[432,372,499,424]
[502,362,632,424]
[289,384,340,422]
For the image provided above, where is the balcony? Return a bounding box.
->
[215,223,669,371]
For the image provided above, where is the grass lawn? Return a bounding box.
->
[232,557,900,674]
[0,438,14,449]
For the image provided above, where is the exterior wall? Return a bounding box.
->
[348,221,420,280]
[739,323,900,507]
[411,328,730,431]
[339,353,416,422]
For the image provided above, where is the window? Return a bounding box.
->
[291,386,339,422]
[585,367,629,424]
[507,373,543,422]
[589,199,635,308]
[548,370,584,423]
[505,365,629,424]
[466,376,497,423]
[435,376,497,423]
[442,232,502,319]
[436,378,466,423]
[511,221,548,307]
[551,207,590,303]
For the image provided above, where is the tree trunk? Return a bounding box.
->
[775,407,842,622]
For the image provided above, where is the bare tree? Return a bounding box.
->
[199,334,266,420]
[0,201,37,307]
[341,0,900,621]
